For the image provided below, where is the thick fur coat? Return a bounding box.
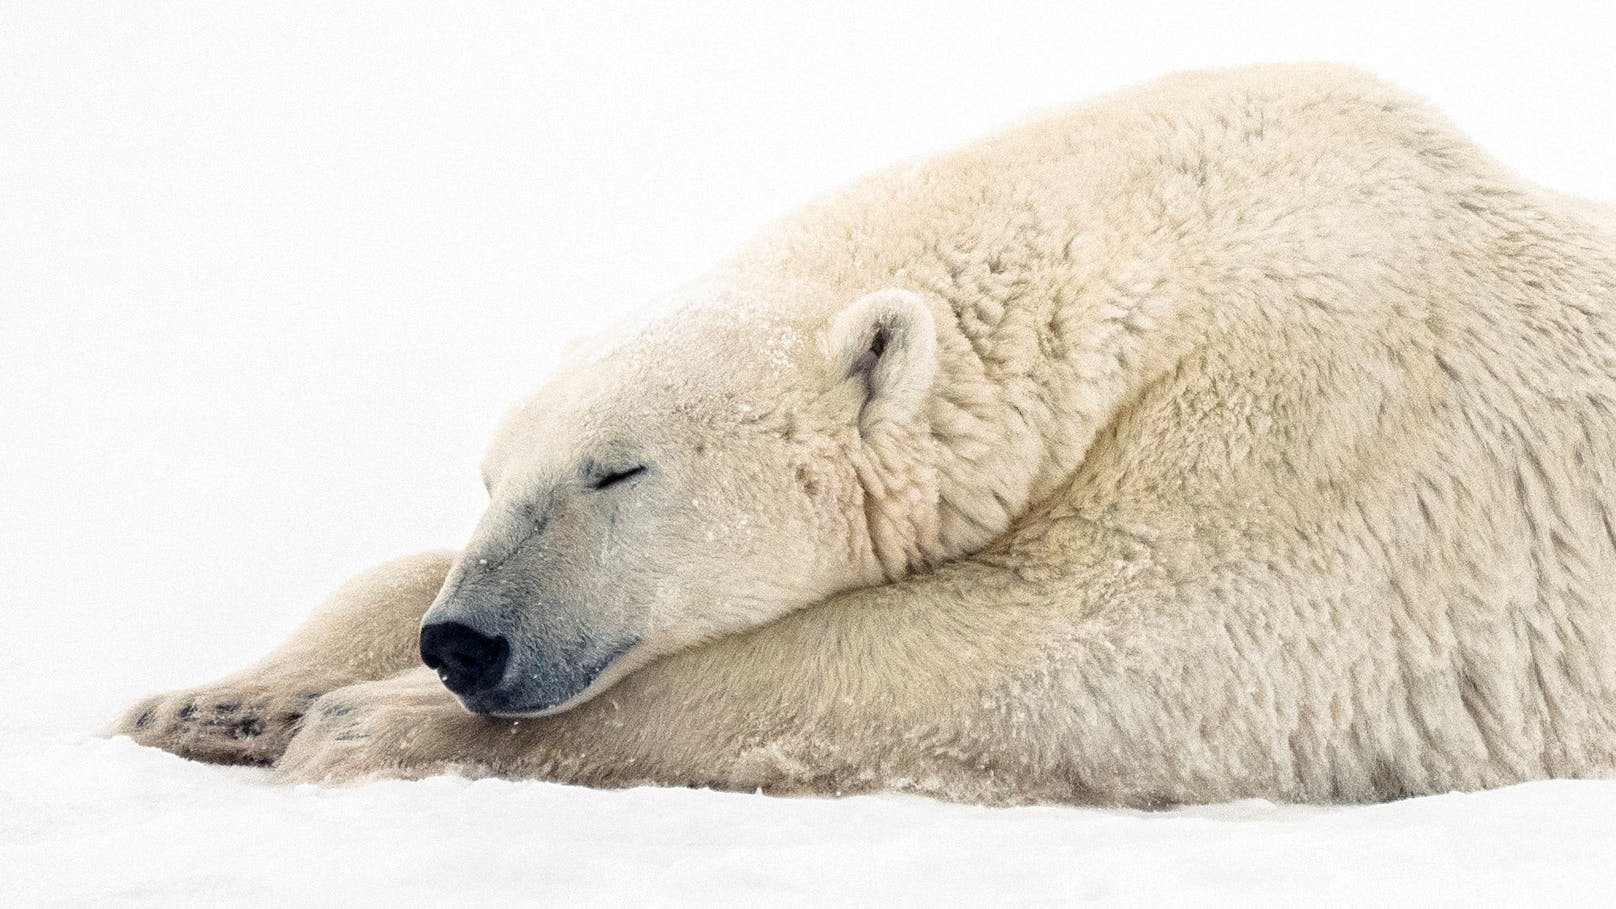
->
[119,64,1616,806]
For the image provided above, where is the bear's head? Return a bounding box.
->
[418,283,1018,716]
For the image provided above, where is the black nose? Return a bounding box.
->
[420,621,510,698]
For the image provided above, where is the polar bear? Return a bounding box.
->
[117,63,1616,806]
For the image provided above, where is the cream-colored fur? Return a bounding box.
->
[117,63,1616,806]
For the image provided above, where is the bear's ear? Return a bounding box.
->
[824,288,938,433]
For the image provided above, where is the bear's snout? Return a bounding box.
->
[419,620,510,701]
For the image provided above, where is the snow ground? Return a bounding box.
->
[4,2,1616,905]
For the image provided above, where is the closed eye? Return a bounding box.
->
[591,465,648,490]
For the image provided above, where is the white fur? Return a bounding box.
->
[120,64,1616,806]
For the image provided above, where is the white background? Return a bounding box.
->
[4,2,1615,904]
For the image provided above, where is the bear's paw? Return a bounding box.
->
[114,679,323,766]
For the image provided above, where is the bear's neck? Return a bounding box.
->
[906,283,1169,570]
[708,253,1197,582]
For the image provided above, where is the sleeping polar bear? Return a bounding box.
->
[118,63,1616,807]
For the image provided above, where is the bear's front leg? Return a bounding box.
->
[115,550,455,766]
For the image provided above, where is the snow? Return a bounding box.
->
[8,730,1616,906]
[4,2,1616,905]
